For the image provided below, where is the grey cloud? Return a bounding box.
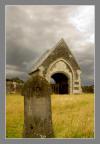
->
[6,6,94,85]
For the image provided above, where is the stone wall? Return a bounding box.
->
[6,81,24,94]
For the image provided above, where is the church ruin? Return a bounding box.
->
[29,38,82,94]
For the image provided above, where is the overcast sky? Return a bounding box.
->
[6,5,95,85]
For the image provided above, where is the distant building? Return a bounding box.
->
[6,81,24,94]
[29,39,82,94]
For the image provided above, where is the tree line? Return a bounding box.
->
[82,85,94,93]
[6,77,24,83]
[6,77,94,93]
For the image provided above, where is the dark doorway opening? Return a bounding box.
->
[50,73,69,94]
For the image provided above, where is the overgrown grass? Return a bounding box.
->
[51,93,94,138]
[6,93,24,138]
[6,93,94,138]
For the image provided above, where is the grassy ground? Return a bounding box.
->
[6,93,94,138]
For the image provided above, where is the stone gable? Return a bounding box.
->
[40,39,80,77]
[29,38,82,94]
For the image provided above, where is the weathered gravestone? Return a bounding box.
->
[22,75,54,138]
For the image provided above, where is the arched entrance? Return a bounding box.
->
[50,73,69,94]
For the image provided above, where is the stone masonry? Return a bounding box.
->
[29,39,82,94]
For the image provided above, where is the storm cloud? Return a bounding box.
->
[6,5,95,85]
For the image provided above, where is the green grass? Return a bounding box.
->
[6,93,94,138]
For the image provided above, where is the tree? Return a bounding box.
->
[6,77,24,83]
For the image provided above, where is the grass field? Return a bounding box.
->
[6,93,94,138]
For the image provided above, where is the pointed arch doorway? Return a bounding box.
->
[50,73,69,94]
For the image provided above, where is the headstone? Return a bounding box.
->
[22,75,54,138]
